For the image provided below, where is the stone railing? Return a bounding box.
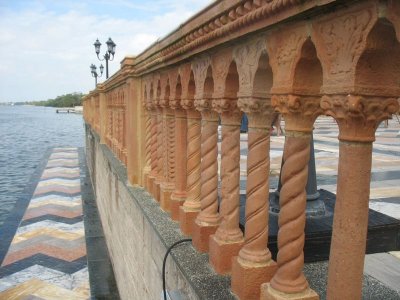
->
[83,0,400,299]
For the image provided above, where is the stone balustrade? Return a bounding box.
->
[83,0,400,299]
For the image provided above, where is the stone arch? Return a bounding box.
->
[155,80,161,101]
[225,61,240,99]
[292,38,323,95]
[253,52,273,96]
[203,66,214,98]
[188,71,196,100]
[176,75,182,101]
[355,19,400,96]
[165,79,171,101]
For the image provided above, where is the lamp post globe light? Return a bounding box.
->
[94,37,116,79]
[90,63,104,87]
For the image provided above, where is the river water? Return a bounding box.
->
[0,105,84,227]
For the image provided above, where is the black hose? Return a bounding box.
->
[162,239,192,300]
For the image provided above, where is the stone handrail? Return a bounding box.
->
[83,0,400,299]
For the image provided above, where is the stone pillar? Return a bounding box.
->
[153,104,164,201]
[192,98,220,252]
[159,103,176,212]
[143,103,152,189]
[147,109,158,195]
[170,107,188,221]
[209,98,244,275]
[179,100,202,235]
[321,95,399,300]
[231,97,277,300]
[261,95,320,300]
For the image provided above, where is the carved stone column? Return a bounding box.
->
[261,95,320,300]
[159,98,175,212]
[179,100,202,235]
[231,96,277,300]
[147,108,158,194]
[153,102,164,202]
[192,98,220,252]
[320,95,398,300]
[169,103,188,221]
[209,98,244,275]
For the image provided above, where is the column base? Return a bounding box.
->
[192,221,218,253]
[209,235,244,275]
[147,175,156,196]
[260,284,319,300]
[231,257,277,300]
[179,206,199,236]
[152,180,162,202]
[170,194,186,221]
[143,172,149,189]
[160,185,174,212]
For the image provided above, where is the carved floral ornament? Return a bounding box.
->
[233,38,267,94]
[321,94,399,142]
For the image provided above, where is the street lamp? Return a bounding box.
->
[90,63,104,87]
[94,37,116,79]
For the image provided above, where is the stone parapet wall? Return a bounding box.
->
[85,126,233,300]
[83,1,400,299]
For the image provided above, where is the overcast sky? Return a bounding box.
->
[0,0,212,102]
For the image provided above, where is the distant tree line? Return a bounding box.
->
[28,93,85,107]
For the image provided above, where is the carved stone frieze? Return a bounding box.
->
[266,25,308,93]
[211,49,233,98]
[272,94,322,132]
[321,94,399,142]
[312,3,377,93]
[192,56,211,99]
[233,38,267,95]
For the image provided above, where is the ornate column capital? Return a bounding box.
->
[238,96,274,128]
[169,98,181,110]
[195,98,218,121]
[159,97,169,108]
[182,99,200,119]
[272,94,322,132]
[321,94,399,142]
[212,98,241,125]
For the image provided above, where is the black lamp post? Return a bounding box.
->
[90,63,104,87]
[94,38,116,79]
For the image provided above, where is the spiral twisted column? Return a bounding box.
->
[321,95,399,300]
[179,100,202,235]
[143,102,153,189]
[262,94,321,300]
[148,110,159,195]
[231,97,277,300]
[170,108,188,221]
[158,97,175,211]
[208,98,244,275]
[192,98,220,252]
[153,105,164,202]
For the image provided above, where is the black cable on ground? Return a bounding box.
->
[162,238,192,300]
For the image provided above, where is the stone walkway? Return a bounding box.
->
[0,148,90,299]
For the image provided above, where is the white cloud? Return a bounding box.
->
[0,0,212,102]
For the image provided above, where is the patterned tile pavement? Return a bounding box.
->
[0,148,90,300]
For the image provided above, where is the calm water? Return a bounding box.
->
[0,105,84,226]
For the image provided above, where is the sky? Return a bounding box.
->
[0,0,212,102]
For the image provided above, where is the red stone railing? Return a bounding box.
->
[83,0,400,299]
